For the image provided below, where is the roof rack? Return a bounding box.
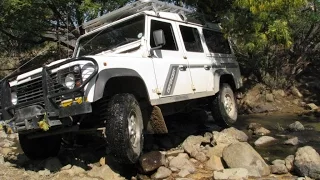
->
[83,0,194,32]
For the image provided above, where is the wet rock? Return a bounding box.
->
[169,154,195,174]
[206,144,226,158]
[0,139,14,148]
[181,135,210,158]
[152,166,171,179]
[248,123,271,135]
[306,103,318,111]
[294,146,320,179]
[270,164,288,174]
[220,127,248,142]
[194,152,207,162]
[222,142,270,177]
[288,121,305,131]
[285,155,294,172]
[139,151,165,173]
[284,137,299,146]
[87,165,125,180]
[38,169,51,176]
[254,136,277,146]
[266,93,274,102]
[291,86,303,98]
[44,157,62,172]
[205,155,224,171]
[61,166,85,176]
[214,168,249,180]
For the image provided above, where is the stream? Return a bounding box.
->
[235,113,320,162]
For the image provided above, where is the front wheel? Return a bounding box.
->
[104,93,144,164]
[211,83,238,127]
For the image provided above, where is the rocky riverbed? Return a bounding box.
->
[0,109,319,180]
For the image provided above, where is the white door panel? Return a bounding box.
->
[176,24,214,93]
[148,17,193,97]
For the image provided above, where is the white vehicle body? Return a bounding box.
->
[0,0,242,163]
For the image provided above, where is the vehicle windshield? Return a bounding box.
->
[76,15,145,57]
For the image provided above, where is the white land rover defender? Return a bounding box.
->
[0,0,242,163]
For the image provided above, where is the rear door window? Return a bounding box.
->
[203,29,231,54]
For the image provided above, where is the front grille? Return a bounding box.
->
[47,72,64,103]
[17,77,44,105]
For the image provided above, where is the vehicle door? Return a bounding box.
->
[202,29,235,92]
[147,17,193,97]
[176,23,214,93]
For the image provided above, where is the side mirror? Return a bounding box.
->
[152,30,166,49]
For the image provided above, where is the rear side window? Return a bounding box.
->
[150,20,178,51]
[203,29,231,54]
[179,25,203,52]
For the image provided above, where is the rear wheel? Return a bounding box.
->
[104,93,144,164]
[211,83,238,127]
[19,134,61,160]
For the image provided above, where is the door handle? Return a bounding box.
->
[204,65,211,70]
[178,65,187,71]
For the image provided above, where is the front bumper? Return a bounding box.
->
[0,57,98,133]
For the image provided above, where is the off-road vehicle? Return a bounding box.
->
[0,0,242,163]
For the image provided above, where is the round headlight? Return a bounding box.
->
[64,73,75,89]
[11,92,17,105]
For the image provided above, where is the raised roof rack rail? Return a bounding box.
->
[82,0,194,32]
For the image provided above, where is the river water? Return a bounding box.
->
[235,113,320,162]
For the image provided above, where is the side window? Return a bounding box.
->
[203,29,231,54]
[179,25,203,52]
[150,20,178,51]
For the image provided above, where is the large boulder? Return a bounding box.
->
[294,146,320,179]
[248,122,271,136]
[222,142,270,177]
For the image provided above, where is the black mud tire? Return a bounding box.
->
[104,93,144,164]
[19,134,61,160]
[211,83,238,127]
